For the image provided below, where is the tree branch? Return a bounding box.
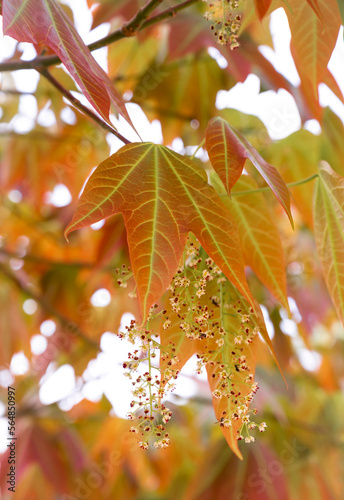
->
[0,0,200,72]
[120,0,164,37]
[0,263,99,350]
[39,69,131,144]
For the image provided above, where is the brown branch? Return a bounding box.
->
[120,0,165,37]
[0,0,200,72]
[140,0,200,30]
[0,263,99,350]
[39,69,131,144]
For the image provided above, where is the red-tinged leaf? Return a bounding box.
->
[205,117,245,195]
[10,424,69,493]
[206,117,293,227]
[254,0,272,20]
[89,0,138,30]
[284,0,342,109]
[314,162,344,326]
[65,143,255,322]
[305,0,325,22]
[59,428,87,473]
[2,0,131,127]
[185,442,290,500]
[166,17,215,61]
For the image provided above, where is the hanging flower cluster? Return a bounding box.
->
[118,238,266,449]
[203,0,241,48]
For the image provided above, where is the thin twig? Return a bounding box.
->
[220,174,319,197]
[0,0,200,72]
[0,263,99,350]
[119,0,164,37]
[39,69,131,144]
[191,138,205,159]
[0,89,33,95]
[141,0,200,29]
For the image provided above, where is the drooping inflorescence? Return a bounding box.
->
[203,0,241,48]
[118,238,266,449]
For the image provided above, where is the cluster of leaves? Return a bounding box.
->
[1,0,344,497]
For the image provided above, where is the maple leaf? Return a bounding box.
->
[229,176,290,312]
[158,276,257,458]
[314,162,344,326]
[205,334,257,460]
[205,117,293,227]
[65,142,255,322]
[2,0,131,126]
[284,0,343,116]
[264,129,319,228]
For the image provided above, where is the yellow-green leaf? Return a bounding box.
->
[285,0,342,109]
[3,0,131,126]
[314,162,344,325]
[229,176,289,312]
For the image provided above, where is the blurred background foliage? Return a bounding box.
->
[1,0,344,498]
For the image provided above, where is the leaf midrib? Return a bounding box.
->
[143,146,160,315]
[4,0,29,32]
[160,147,251,305]
[318,180,344,314]
[67,144,153,233]
[232,197,287,307]
[221,119,230,192]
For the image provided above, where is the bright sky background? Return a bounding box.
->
[1,2,344,452]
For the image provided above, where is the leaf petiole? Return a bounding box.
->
[191,138,206,159]
[219,173,319,198]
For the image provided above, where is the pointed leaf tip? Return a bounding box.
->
[65,142,255,321]
[225,176,290,313]
[2,0,133,129]
[205,117,293,228]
